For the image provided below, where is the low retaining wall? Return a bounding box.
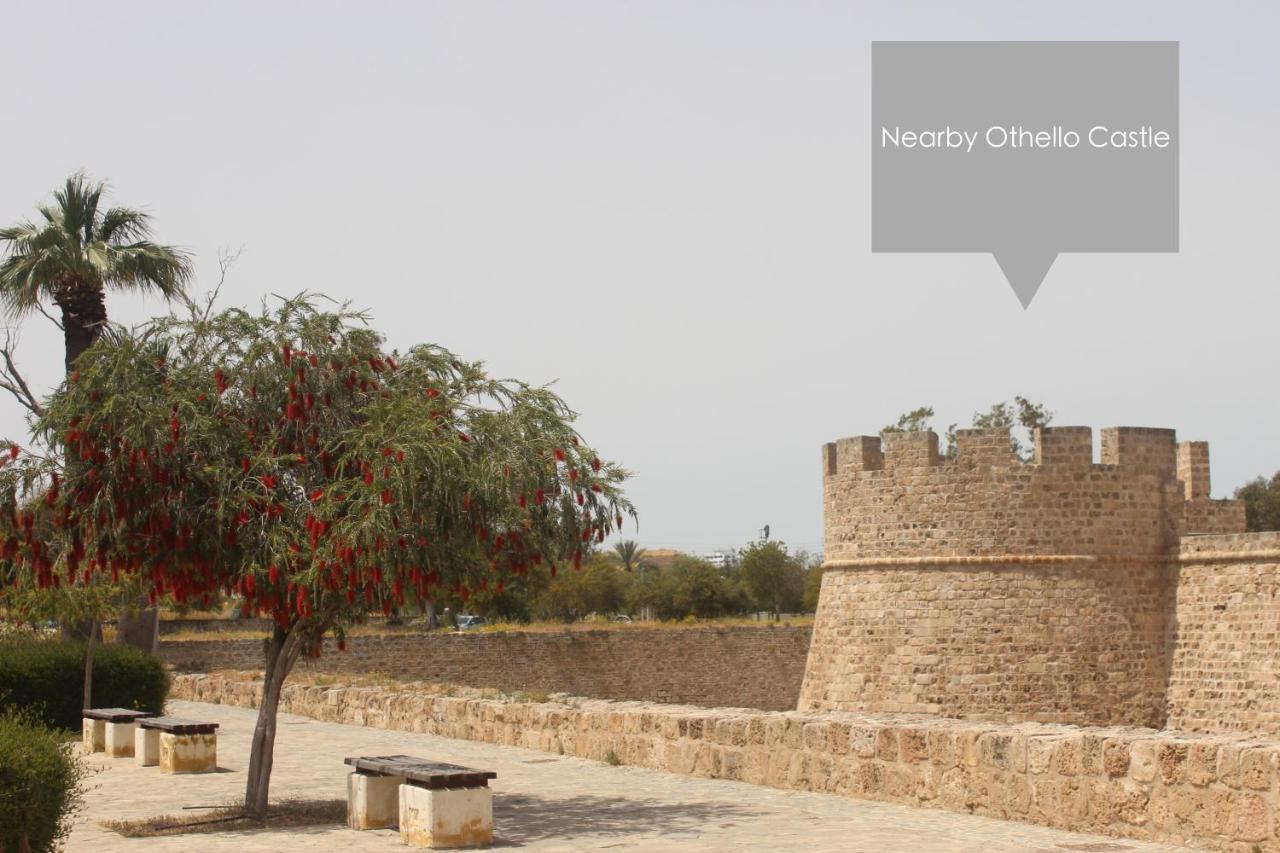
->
[160,626,811,711]
[175,672,1280,851]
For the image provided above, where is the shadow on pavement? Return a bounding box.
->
[492,792,761,846]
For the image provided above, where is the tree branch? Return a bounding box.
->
[35,303,63,331]
[0,331,44,417]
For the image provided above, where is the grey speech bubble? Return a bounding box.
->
[871,42,1179,307]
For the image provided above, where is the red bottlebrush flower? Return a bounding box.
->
[576,492,584,506]
[591,457,602,472]
[518,494,527,509]
[617,514,624,529]
[170,417,180,441]
[535,489,545,505]
[569,469,578,483]
[573,550,583,570]
[241,458,250,474]
[381,447,392,457]
[308,354,319,368]
[262,475,278,489]
[380,489,393,505]
[395,449,405,463]
[282,345,292,365]
[71,370,81,383]
[363,471,374,486]
[285,403,300,420]
[304,393,314,409]
[554,448,566,462]
[591,484,603,493]
[457,432,470,443]
[426,388,440,399]
[462,493,471,511]
[310,489,324,502]
[214,368,227,393]
[268,564,279,584]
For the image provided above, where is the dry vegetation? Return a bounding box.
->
[102,798,345,837]
[162,614,813,643]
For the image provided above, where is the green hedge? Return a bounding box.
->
[0,637,168,730]
[0,711,84,853]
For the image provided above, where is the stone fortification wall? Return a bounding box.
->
[160,625,812,711]
[802,425,1246,727]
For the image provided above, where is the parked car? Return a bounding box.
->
[456,614,487,630]
[613,615,633,624]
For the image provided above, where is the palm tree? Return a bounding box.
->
[0,173,192,374]
[613,540,647,572]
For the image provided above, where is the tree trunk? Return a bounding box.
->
[82,619,98,710]
[244,623,303,818]
[116,606,159,653]
[53,274,107,375]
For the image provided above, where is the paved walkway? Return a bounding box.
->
[71,700,1194,852]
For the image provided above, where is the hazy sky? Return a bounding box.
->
[2,1,1277,555]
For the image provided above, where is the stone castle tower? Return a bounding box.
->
[799,426,1246,728]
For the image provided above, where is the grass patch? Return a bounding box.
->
[102,798,345,837]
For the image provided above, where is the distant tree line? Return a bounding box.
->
[439,540,824,624]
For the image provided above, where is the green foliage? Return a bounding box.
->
[881,406,934,436]
[0,636,168,730]
[739,541,805,615]
[885,397,1053,459]
[0,295,633,655]
[0,709,85,853]
[612,540,648,572]
[802,563,826,612]
[627,555,749,620]
[1236,472,1280,532]
[0,173,191,321]
[536,553,627,620]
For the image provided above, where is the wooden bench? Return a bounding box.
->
[136,717,219,773]
[82,708,154,757]
[345,754,496,848]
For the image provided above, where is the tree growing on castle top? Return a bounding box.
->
[884,397,1053,460]
[1236,471,1280,532]
[0,295,633,817]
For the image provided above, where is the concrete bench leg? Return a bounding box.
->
[105,721,137,757]
[399,784,493,848]
[135,727,160,766]
[159,732,217,773]
[347,771,405,829]
[82,718,105,753]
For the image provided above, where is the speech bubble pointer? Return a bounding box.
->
[993,249,1058,308]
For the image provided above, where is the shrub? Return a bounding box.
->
[0,637,168,730]
[0,710,85,853]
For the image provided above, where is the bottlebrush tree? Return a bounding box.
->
[0,296,633,816]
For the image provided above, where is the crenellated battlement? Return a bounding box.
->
[821,425,1245,564]
[824,425,1186,478]
[804,419,1257,727]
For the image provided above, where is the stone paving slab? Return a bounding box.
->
[70,700,1196,852]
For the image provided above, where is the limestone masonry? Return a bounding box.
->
[802,425,1280,736]
[161,626,811,712]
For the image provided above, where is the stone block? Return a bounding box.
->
[105,721,137,757]
[82,717,105,753]
[159,732,217,774]
[348,771,405,830]
[135,726,159,767]
[399,783,493,848]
